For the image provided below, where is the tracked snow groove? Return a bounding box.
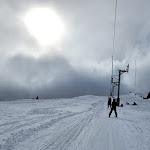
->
[0,96,105,150]
[0,94,150,150]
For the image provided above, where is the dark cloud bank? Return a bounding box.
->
[0,54,114,100]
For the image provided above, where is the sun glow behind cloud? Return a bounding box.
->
[24,8,65,46]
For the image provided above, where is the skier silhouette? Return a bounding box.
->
[109,99,117,117]
[107,97,112,108]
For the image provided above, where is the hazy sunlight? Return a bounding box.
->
[24,8,65,46]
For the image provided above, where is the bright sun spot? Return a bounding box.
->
[24,8,65,45]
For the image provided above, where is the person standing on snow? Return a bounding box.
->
[107,97,112,108]
[109,99,117,117]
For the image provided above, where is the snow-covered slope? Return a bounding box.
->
[0,94,150,150]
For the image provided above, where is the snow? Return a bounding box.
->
[0,94,150,150]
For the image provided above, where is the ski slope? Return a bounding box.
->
[0,94,150,150]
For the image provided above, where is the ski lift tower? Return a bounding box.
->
[117,64,129,106]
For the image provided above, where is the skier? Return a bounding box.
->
[107,97,112,108]
[109,99,117,117]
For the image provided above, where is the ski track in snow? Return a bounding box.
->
[0,94,150,150]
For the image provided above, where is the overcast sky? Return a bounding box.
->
[0,0,150,100]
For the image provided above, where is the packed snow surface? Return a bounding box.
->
[0,94,150,150]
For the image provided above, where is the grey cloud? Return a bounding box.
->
[0,53,113,100]
[0,0,150,99]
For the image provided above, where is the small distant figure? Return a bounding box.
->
[107,97,112,108]
[36,96,39,99]
[126,102,130,105]
[132,102,137,105]
[109,99,117,117]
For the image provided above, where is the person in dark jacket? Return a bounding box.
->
[107,97,112,108]
[109,99,117,117]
